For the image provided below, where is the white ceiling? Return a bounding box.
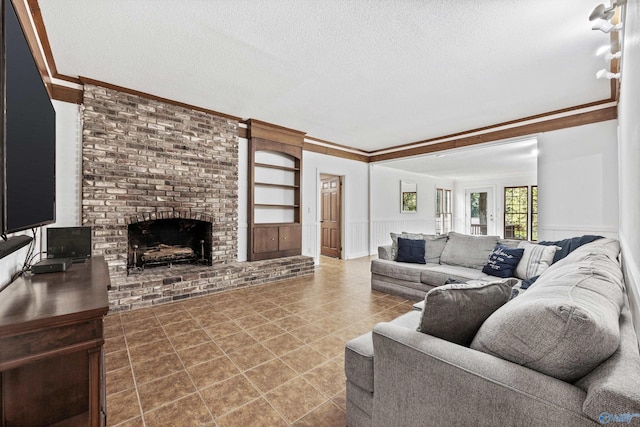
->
[380,137,538,180]
[39,0,612,153]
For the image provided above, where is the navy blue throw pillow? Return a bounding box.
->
[482,245,525,278]
[396,237,426,264]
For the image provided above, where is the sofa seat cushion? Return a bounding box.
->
[346,381,373,422]
[471,239,625,382]
[420,265,493,287]
[371,259,438,283]
[440,232,499,270]
[345,311,421,393]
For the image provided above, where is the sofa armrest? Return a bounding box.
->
[378,245,393,260]
[372,323,597,427]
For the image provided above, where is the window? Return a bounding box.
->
[504,186,528,240]
[531,186,538,241]
[436,188,452,235]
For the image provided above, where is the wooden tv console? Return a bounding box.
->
[0,256,110,426]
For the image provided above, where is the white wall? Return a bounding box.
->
[537,120,619,241]
[0,100,82,289]
[237,137,248,262]
[453,173,537,238]
[302,151,370,262]
[619,0,640,337]
[50,101,82,227]
[369,164,454,252]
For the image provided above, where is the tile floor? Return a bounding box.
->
[104,256,415,426]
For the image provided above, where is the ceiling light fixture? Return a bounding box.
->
[592,21,623,33]
[589,0,627,21]
[596,69,620,79]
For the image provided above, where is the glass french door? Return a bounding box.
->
[465,188,495,236]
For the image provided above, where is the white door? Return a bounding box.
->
[465,187,495,236]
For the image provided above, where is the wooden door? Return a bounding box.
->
[320,176,341,258]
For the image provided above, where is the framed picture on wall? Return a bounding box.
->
[401,181,417,213]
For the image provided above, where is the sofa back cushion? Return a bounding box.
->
[390,232,448,263]
[440,232,499,270]
[470,239,625,382]
[424,234,448,264]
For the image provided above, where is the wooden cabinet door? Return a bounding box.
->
[279,226,301,251]
[253,227,279,253]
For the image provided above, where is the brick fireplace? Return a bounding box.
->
[82,84,313,311]
[127,216,213,271]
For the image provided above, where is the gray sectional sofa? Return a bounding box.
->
[371,231,522,300]
[347,237,640,426]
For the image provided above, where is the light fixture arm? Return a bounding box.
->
[589,0,627,21]
[592,21,623,33]
[596,68,620,79]
[604,51,622,62]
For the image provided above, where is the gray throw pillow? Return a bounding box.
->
[417,278,518,346]
[515,242,559,280]
[471,248,624,382]
[439,232,499,270]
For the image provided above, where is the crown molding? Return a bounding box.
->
[15,0,621,164]
[369,105,617,162]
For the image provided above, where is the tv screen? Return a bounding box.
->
[1,0,56,235]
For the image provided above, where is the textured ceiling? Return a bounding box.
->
[380,137,538,180]
[40,0,612,152]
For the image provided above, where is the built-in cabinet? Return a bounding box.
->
[0,257,110,426]
[248,120,304,261]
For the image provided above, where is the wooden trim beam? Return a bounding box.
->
[303,142,369,162]
[373,99,615,155]
[79,77,242,121]
[247,119,305,147]
[51,84,83,104]
[26,0,82,85]
[10,0,51,95]
[370,106,617,162]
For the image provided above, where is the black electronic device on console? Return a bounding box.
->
[32,257,73,274]
[47,226,92,262]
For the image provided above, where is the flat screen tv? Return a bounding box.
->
[1,0,56,236]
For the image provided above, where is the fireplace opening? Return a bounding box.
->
[127,218,212,272]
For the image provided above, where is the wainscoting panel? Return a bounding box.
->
[302,222,319,262]
[345,220,369,259]
[303,220,370,262]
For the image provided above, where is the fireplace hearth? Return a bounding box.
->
[128,218,212,273]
